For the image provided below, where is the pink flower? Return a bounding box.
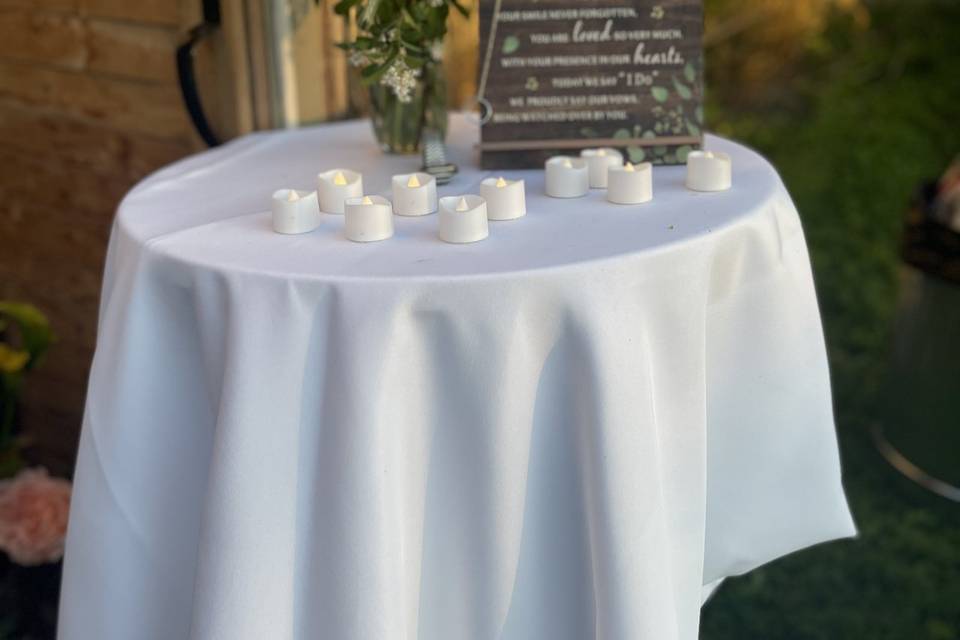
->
[0,468,72,566]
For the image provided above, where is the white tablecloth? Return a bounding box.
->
[60,116,855,640]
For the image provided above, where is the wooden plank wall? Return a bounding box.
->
[0,0,196,473]
[292,5,352,125]
[445,9,478,112]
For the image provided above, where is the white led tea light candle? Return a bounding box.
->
[271,189,320,234]
[480,176,526,221]
[343,195,394,242]
[607,162,653,204]
[581,147,623,188]
[685,151,732,192]
[271,189,321,234]
[438,195,488,244]
[392,172,437,216]
[545,156,589,198]
[317,169,363,213]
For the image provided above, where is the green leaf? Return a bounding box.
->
[352,36,378,50]
[333,0,361,16]
[0,303,46,333]
[627,147,646,163]
[361,63,386,81]
[422,6,449,37]
[676,145,693,162]
[672,77,692,100]
[360,49,398,83]
[400,39,426,54]
[0,302,53,371]
[502,35,519,55]
[651,86,669,102]
[685,120,701,137]
[684,62,696,83]
[360,0,381,24]
[613,128,631,139]
[0,344,29,374]
[695,105,704,124]
[450,0,470,18]
[401,8,419,26]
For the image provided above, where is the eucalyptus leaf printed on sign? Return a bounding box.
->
[478,0,703,168]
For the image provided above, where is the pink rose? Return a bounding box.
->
[0,467,72,566]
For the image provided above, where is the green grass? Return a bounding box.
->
[700,1,960,638]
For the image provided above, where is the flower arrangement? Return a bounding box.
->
[333,0,467,101]
[0,302,69,637]
[0,302,54,476]
[0,301,72,568]
[327,0,470,152]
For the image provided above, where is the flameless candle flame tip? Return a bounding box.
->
[598,149,606,156]
[407,174,421,188]
[456,197,470,212]
[624,162,635,172]
[496,176,508,188]
[361,196,373,205]
[287,190,300,202]
[333,171,347,186]
[562,159,573,168]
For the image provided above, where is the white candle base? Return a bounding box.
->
[317,169,363,213]
[344,196,394,242]
[686,151,732,192]
[545,157,589,198]
[480,177,526,220]
[272,189,321,234]
[607,162,653,204]
[392,172,438,216]
[438,195,489,243]
[581,148,623,188]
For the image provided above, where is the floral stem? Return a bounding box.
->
[392,91,405,152]
[420,63,434,138]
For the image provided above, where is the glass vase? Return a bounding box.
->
[368,63,448,154]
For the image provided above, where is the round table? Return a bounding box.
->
[59,116,855,640]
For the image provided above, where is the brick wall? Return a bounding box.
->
[0,0,196,473]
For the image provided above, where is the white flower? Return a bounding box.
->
[348,51,369,67]
[429,40,444,62]
[381,60,421,103]
[428,0,444,7]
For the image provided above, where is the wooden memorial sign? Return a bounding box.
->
[477,0,703,169]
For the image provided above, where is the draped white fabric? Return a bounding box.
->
[59,117,855,640]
